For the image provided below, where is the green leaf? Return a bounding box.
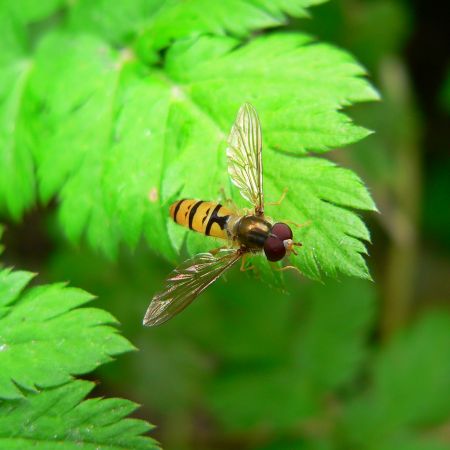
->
[0,224,4,254]
[0,59,35,220]
[0,380,159,449]
[30,33,131,255]
[27,31,376,279]
[344,312,450,448]
[0,0,72,219]
[68,0,161,46]
[0,268,35,307]
[0,267,134,399]
[0,264,159,447]
[0,5,26,64]
[0,4,35,219]
[4,0,65,23]
[67,0,327,50]
[137,0,328,52]
[264,156,376,280]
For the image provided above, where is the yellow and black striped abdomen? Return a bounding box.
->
[169,199,233,240]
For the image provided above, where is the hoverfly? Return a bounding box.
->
[143,103,302,326]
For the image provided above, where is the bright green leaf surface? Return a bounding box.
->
[264,155,375,279]
[0,268,35,307]
[26,31,376,279]
[137,0,327,51]
[0,267,134,399]
[0,4,37,219]
[0,380,159,449]
[68,0,326,49]
[0,59,35,220]
[68,0,161,45]
[0,5,26,64]
[4,0,65,23]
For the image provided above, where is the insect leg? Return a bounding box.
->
[266,187,288,207]
[274,265,302,275]
[210,246,227,255]
[218,187,239,214]
[240,253,254,272]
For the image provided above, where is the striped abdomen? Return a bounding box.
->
[169,199,233,240]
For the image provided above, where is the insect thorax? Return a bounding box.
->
[232,215,271,250]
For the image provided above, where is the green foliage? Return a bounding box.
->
[256,440,333,450]
[0,380,158,449]
[0,0,378,280]
[441,69,450,112]
[206,279,375,431]
[44,239,450,450]
[0,58,34,220]
[423,159,450,249]
[68,0,327,50]
[0,267,133,399]
[136,0,328,55]
[44,239,378,431]
[0,266,158,448]
[264,156,375,279]
[343,313,450,450]
[0,1,448,450]
[67,0,160,46]
[2,0,65,24]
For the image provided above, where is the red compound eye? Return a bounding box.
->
[263,236,286,262]
[271,223,293,241]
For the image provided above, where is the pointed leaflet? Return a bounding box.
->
[0,6,35,219]
[68,0,327,48]
[0,0,322,221]
[0,268,35,307]
[0,380,158,449]
[0,267,134,399]
[141,0,327,50]
[263,155,376,279]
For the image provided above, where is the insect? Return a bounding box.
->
[143,103,302,326]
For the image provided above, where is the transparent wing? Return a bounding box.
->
[226,102,264,215]
[143,249,242,327]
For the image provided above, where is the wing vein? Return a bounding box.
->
[226,103,264,214]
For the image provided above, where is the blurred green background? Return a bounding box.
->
[1,0,450,449]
